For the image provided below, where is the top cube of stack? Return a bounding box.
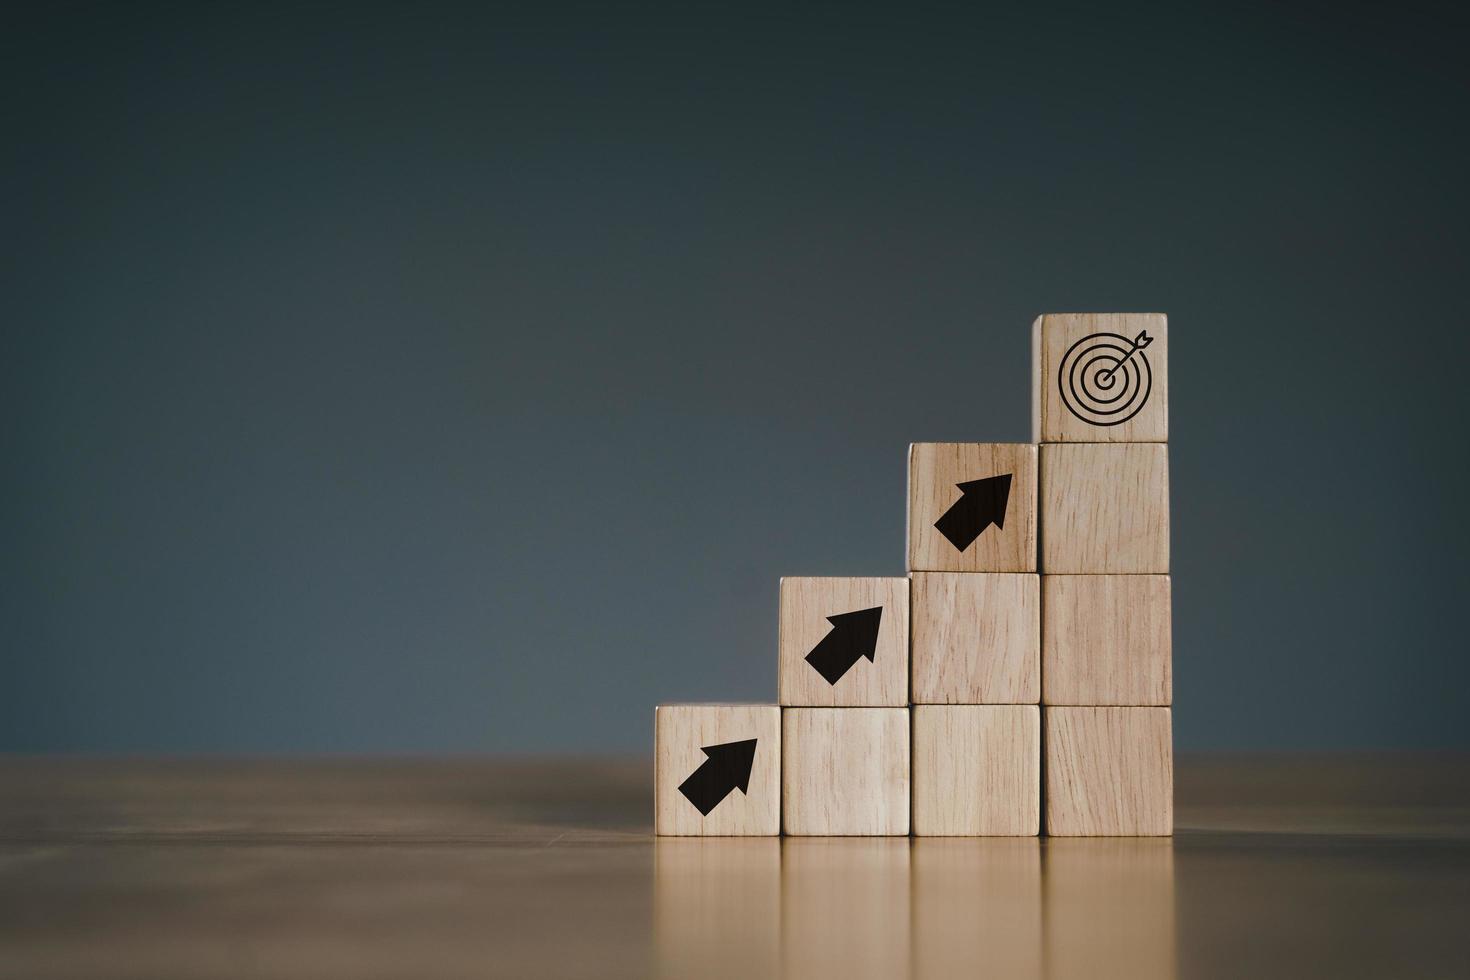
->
[1032,313,1168,443]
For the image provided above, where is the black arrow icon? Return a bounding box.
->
[804,606,884,685]
[933,473,1012,552]
[678,739,758,816]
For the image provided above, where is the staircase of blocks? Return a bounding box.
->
[654,313,1172,837]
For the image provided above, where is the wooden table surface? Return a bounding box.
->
[2,755,1468,979]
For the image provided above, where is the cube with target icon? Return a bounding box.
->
[779,577,909,706]
[655,704,781,836]
[907,443,1038,573]
[1032,313,1168,444]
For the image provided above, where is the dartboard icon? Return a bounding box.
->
[1058,330,1154,426]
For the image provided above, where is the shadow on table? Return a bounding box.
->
[653,836,1176,980]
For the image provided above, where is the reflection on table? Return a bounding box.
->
[654,836,1176,980]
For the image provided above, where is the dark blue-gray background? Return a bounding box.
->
[4,2,1468,753]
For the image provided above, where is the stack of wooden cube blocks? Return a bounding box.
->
[655,313,1172,837]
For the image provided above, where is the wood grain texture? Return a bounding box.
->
[910,572,1039,704]
[783,708,910,836]
[655,704,780,836]
[912,705,1039,836]
[1031,312,1168,443]
[908,442,1037,573]
[779,577,909,707]
[1045,707,1173,836]
[1043,574,1172,706]
[1040,443,1169,574]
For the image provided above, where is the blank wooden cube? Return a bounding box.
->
[1043,575,1172,706]
[1040,443,1169,574]
[912,705,1039,836]
[783,708,910,836]
[1045,707,1173,836]
[1032,312,1168,443]
[655,704,780,836]
[779,577,909,707]
[908,443,1037,573]
[910,572,1039,704]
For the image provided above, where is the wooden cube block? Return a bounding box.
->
[783,708,910,836]
[1032,312,1168,443]
[912,705,1039,836]
[779,577,909,707]
[910,572,1039,704]
[908,443,1037,573]
[1045,707,1173,836]
[1043,575,1172,706]
[655,704,780,836]
[1040,443,1169,574]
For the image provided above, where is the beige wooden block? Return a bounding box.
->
[654,704,780,836]
[1043,575,1172,706]
[1045,707,1173,836]
[1040,443,1169,574]
[781,839,911,978]
[1044,838,1175,980]
[912,705,1039,836]
[654,838,780,980]
[910,572,1039,704]
[908,443,1037,573]
[911,839,1042,978]
[779,577,909,707]
[1032,312,1168,443]
[783,708,910,836]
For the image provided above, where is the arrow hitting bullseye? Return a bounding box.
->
[1095,329,1153,386]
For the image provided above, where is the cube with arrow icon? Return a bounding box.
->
[907,443,1037,573]
[654,704,780,836]
[778,577,910,707]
